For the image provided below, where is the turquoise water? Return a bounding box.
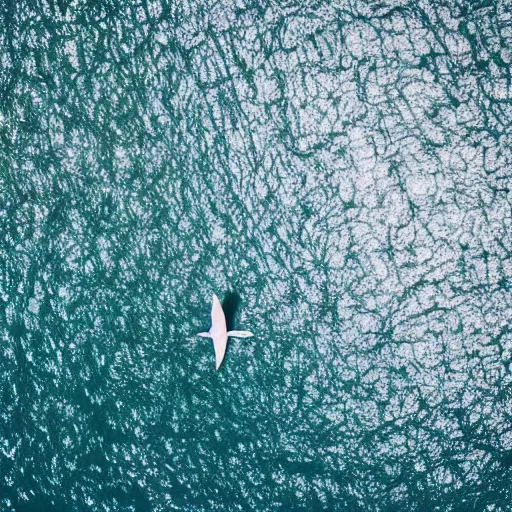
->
[1,1,512,510]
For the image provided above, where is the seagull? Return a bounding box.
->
[198,294,253,370]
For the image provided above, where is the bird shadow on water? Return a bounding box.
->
[222,291,240,332]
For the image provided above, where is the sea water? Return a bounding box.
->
[1,1,511,510]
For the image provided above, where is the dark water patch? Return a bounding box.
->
[222,291,240,333]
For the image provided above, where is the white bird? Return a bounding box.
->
[198,294,253,370]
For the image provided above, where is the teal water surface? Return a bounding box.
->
[1,1,512,510]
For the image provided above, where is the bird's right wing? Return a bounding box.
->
[227,330,254,338]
